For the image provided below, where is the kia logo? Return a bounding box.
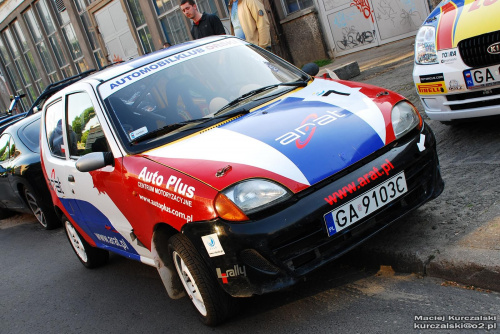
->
[487,42,500,55]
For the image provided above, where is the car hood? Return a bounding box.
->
[143,79,396,193]
[426,0,500,50]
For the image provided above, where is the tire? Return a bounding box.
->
[24,187,59,230]
[63,216,109,268]
[169,234,236,326]
[0,207,15,220]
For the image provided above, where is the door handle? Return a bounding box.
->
[68,175,75,182]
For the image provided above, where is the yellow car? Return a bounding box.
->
[413,0,500,122]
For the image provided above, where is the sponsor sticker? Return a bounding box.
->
[216,265,246,284]
[448,79,463,91]
[438,49,458,65]
[202,233,225,257]
[130,126,148,140]
[99,39,245,99]
[416,82,448,95]
[419,73,444,83]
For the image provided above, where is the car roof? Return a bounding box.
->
[2,112,41,135]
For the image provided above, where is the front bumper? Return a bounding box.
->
[182,123,444,297]
[413,49,500,121]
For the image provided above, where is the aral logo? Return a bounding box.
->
[216,265,246,284]
[487,42,500,55]
[275,110,346,148]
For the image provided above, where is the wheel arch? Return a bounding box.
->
[151,223,186,299]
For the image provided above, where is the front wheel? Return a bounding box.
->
[168,234,236,326]
[63,216,109,268]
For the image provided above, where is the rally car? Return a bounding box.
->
[413,0,500,122]
[40,36,444,325]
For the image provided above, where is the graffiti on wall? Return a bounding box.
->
[329,5,377,51]
[372,0,424,40]
[350,0,374,22]
[336,26,377,50]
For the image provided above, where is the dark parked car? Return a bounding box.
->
[0,70,96,135]
[0,113,59,229]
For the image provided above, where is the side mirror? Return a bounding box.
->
[301,63,320,76]
[76,152,114,172]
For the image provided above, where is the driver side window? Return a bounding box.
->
[45,101,65,158]
[66,92,110,158]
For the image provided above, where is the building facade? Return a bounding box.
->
[0,0,435,113]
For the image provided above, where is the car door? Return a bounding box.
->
[0,133,23,209]
[42,87,149,260]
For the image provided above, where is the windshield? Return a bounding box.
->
[99,38,306,152]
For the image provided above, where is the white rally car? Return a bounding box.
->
[41,36,443,325]
[413,0,500,122]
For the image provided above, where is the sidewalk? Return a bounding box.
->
[319,38,500,292]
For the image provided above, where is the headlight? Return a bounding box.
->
[215,179,292,220]
[415,26,438,65]
[391,101,421,139]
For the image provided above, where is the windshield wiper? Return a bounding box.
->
[130,80,308,144]
[130,118,207,144]
[214,80,308,116]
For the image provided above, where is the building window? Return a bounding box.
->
[34,0,74,77]
[23,8,60,83]
[3,28,36,105]
[73,0,106,69]
[13,21,45,93]
[152,0,190,45]
[281,0,313,15]
[51,0,89,74]
[0,38,26,111]
[197,0,219,15]
[127,0,155,54]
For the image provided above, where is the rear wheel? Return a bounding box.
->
[169,234,235,326]
[63,216,109,268]
[24,187,59,229]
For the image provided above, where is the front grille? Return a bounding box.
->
[269,157,436,275]
[458,30,500,68]
[448,97,500,111]
[446,86,500,101]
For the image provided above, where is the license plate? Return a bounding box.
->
[324,172,408,237]
[464,66,500,89]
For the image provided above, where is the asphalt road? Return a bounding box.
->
[1,216,499,333]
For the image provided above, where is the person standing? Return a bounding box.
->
[180,0,226,40]
[228,0,271,49]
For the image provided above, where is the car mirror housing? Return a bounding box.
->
[301,63,320,76]
[75,152,114,172]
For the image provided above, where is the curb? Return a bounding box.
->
[347,246,500,292]
[319,61,360,80]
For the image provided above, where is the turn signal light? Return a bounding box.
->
[214,193,249,222]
